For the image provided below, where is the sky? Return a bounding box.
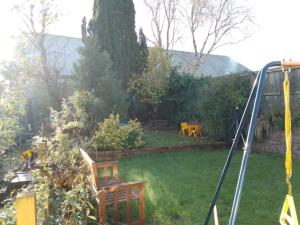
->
[1,0,300,71]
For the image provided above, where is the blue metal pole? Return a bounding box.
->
[203,71,261,225]
[228,61,281,225]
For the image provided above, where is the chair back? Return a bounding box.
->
[181,122,189,129]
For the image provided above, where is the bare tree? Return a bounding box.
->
[143,0,180,52]
[181,0,252,70]
[14,0,66,110]
[180,0,209,55]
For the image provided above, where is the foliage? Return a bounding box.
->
[93,114,144,151]
[255,115,272,141]
[158,68,208,124]
[31,101,95,224]
[69,91,105,134]
[195,74,251,141]
[137,28,149,74]
[128,47,171,104]
[73,36,128,126]
[0,197,16,225]
[271,114,285,130]
[129,67,251,142]
[90,0,139,88]
[0,80,26,149]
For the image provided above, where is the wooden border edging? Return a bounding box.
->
[88,142,227,162]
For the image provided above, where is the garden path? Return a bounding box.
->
[254,128,300,158]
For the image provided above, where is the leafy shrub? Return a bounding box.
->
[93,114,144,151]
[128,47,171,105]
[272,114,284,130]
[120,120,145,149]
[159,68,207,124]
[195,74,252,141]
[32,101,95,224]
[255,116,272,141]
[0,197,16,225]
[292,113,300,128]
[0,80,26,149]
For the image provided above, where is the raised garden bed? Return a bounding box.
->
[87,142,227,162]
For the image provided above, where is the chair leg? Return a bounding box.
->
[138,186,145,225]
[114,191,120,224]
[99,191,106,225]
[126,189,131,224]
[180,128,186,135]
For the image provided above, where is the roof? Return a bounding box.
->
[169,50,250,77]
[42,34,83,75]
[42,34,250,77]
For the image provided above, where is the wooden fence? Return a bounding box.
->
[236,69,300,115]
[261,68,300,115]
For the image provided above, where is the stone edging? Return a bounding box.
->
[87,142,227,162]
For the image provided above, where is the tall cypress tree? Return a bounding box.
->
[91,0,139,88]
[137,28,149,74]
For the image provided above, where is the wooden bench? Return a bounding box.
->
[80,149,145,225]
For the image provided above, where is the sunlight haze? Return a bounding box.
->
[1,0,300,70]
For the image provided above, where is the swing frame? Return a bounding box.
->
[204,60,300,225]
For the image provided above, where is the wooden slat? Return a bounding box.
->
[92,163,101,188]
[139,185,145,225]
[126,188,132,224]
[100,177,124,188]
[95,161,119,178]
[99,190,106,225]
[104,167,110,177]
[113,164,118,176]
[80,149,94,166]
[114,191,119,224]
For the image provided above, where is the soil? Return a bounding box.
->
[254,128,300,158]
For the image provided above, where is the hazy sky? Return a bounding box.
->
[1,0,300,71]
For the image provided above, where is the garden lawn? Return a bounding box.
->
[119,150,300,225]
[144,130,206,147]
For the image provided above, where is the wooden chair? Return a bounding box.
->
[80,149,145,225]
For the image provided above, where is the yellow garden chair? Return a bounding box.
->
[190,125,203,137]
[180,122,190,135]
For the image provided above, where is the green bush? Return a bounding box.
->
[272,115,285,130]
[93,114,144,151]
[195,74,252,141]
[34,101,94,225]
[159,69,207,124]
[255,116,272,141]
[292,114,300,128]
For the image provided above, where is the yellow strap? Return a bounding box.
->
[279,71,299,225]
[283,71,292,194]
[280,195,299,225]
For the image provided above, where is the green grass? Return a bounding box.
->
[144,130,206,147]
[118,150,300,225]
